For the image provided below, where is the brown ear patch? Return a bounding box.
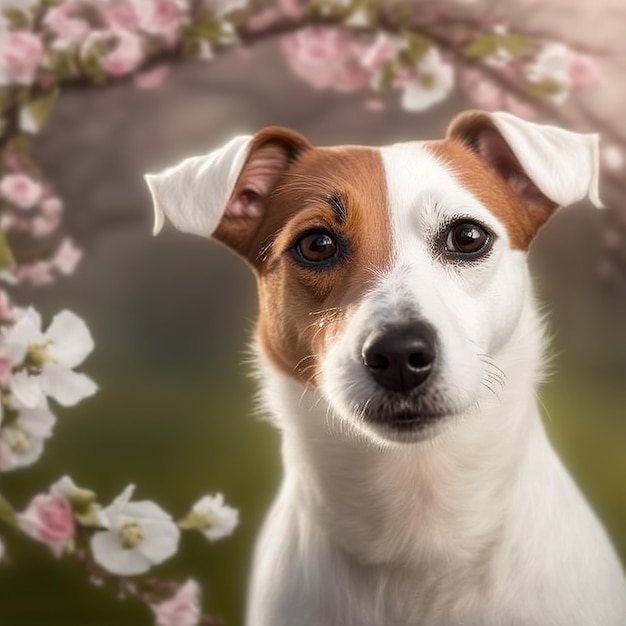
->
[214,127,311,260]
[428,137,556,250]
[442,111,558,248]
[251,146,391,386]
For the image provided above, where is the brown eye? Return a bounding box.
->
[445,222,491,256]
[293,230,338,265]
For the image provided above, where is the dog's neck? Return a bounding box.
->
[257,294,549,570]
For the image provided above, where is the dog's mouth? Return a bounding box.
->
[358,390,451,440]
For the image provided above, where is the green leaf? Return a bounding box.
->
[0,491,17,528]
[0,229,15,273]
[185,10,227,43]
[21,88,59,133]
[2,8,30,28]
[404,31,431,64]
[463,34,499,59]
[525,78,563,99]
[80,44,107,84]
[464,32,536,60]
[180,35,201,61]
[377,61,397,92]
[49,50,76,81]
[496,33,535,56]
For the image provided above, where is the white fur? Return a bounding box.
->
[489,112,603,208]
[145,112,626,625]
[246,145,626,625]
[146,134,251,236]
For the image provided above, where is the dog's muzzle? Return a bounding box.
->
[361,322,436,392]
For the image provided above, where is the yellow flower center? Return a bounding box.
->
[119,522,144,549]
[418,73,435,89]
[9,427,30,453]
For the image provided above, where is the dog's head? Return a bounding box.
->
[146,111,600,443]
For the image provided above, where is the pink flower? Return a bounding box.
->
[0,173,43,209]
[102,0,140,32]
[102,31,144,77]
[0,31,44,86]
[278,0,304,18]
[568,53,597,89]
[52,238,83,276]
[134,64,170,89]
[15,261,55,285]
[19,494,75,556]
[281,27,370,92]
[133,0,184,38]
[152,579,201,626]
[361,33,401,74]
[43,2,90,49]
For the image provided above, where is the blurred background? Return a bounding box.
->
[1,2,626,624]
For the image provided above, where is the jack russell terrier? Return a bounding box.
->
[146,110,626,625]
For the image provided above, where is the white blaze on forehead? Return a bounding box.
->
[379,142,508,265]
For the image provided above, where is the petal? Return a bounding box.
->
[42,364,97,406]
[119,500,170,521]
[90,530,151,575]
[138,519,180,565]
[46,310,94,368]
[18,406,56,437]
[112,484,136,508]
[11,370,44,408]
[3,310,44,363]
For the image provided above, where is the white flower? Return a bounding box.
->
[3,308,96,408]
[189,493,238,542]
[0,535,4,561]
[524,44,595,104]
[400,47,454,112]
[0,397,56,472]
[91,485,180,575]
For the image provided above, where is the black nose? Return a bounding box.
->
[362,322,437,392]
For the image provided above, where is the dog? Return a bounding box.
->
[146,110,626,625]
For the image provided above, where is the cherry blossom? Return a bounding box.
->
[0,173,43,210]
[525,43,597,104]
[397,47,454,112]
[131,0,186,40]
[52,239,83,276]
[43,2,91,50]
[151,579,202,626]
[0,398,56,472]
[3,308,96,408]
[281,27,370,92]
[18,493,75,556]
[0,30,44,86]
[102,31,145,77]
[182,493,239,542]
[91,485,180,575]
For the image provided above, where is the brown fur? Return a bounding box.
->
[216,134,390,386]
[441,111,558,249]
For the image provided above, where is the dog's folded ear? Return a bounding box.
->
[145,127,311,255]
[447,111,602,233]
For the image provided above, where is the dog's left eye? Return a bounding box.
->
[445,221,492,257]
[292,230,339,265]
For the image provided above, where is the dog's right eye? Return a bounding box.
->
[291,230,339,266]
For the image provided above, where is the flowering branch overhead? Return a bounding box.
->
[0,0,623,624]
